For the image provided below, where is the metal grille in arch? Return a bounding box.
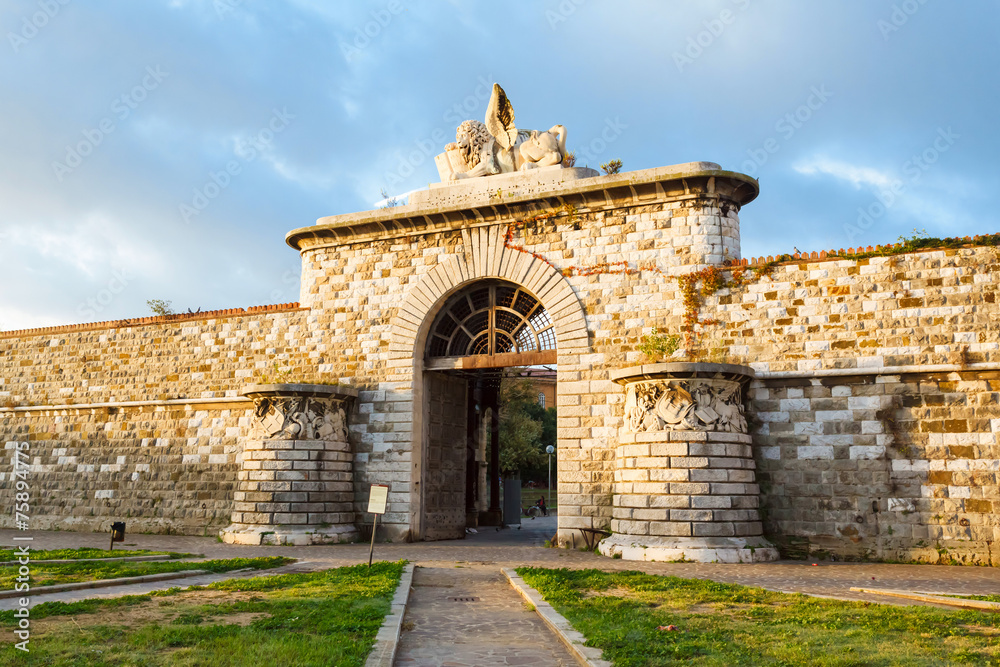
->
[426,281,556,358]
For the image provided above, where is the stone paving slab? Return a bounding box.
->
[394,565,577,666]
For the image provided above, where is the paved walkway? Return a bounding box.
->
[395,565,576,666]
[4,522,1000,611]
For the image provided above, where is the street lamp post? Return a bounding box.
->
[546,445,555,513]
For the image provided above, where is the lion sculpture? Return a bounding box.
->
[442,84,567,181]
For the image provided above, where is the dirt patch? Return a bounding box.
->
[32,588,267,636]
[199,611,266,627]
[581,587,632,599]
[962,624,1000,636]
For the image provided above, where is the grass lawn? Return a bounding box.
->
[0,556,292,588]
[0,547,194,562]
[0,561,405,666]
[518,567,1000,666]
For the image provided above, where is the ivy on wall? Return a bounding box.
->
[502,207,1000,353]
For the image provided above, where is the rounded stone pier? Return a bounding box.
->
[600,363,778,563]
[221,383,359,546]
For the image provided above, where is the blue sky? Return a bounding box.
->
[1,0,996,330]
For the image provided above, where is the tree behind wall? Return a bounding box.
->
[497,372,548,476]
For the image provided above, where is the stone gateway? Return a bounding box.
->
[1,92,998,565]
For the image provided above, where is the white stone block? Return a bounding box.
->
[892,459,929,472]
[848,396,882,411]
[798,445,834,460]
[850,445,884,460]
[815,410,853,422]
[780,399,811,412]
[861,420,884,434]
[948,486,971,499]
[95,490,114,499]
[794,422,823,435]
[761,446,781,460]
[887,498,915,512]
[992,419,1000,433]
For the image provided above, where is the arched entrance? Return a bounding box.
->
[419,279,557,540]
[387,227,590,543]
[426,280,557,363]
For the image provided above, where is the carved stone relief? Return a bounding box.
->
[624,379,747,434]
[249,396,348,441]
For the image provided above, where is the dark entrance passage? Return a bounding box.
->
[418,279,558,542]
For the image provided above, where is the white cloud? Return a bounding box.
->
[793,156,894,190]
[4,213,163,280]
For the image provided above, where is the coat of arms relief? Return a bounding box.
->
[624,379,748,434]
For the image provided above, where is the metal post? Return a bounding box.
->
[547,452,552,511]
[545,445,555,515]
[368,514,379,568]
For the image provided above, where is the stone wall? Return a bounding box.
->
[0,305,307,534]
[1,162,997,564]
[753,369,1000,565]
[1,400,246,534]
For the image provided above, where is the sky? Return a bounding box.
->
[0,0,997,330]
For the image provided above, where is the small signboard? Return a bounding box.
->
[367,484,389,515]
[366,484,390,568]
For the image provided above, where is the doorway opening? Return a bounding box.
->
[418,280,558,541]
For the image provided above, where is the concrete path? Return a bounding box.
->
[394,565,577,667]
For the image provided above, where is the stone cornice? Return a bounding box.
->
[611,362,756,385]
[285,163,759,252]
[242,383,359,400]
[0,396,251,413]
[754,362,1000,381]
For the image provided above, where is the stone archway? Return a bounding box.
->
[386,225,589,541]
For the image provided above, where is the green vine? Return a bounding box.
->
[674,262,778,348]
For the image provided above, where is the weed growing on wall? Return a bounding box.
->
[638,328,681,362]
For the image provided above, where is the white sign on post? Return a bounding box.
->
[368,484,389,515]
[367,484,389,567]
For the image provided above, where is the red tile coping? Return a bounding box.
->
[730,234,998,268]
[0,303,303,340]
